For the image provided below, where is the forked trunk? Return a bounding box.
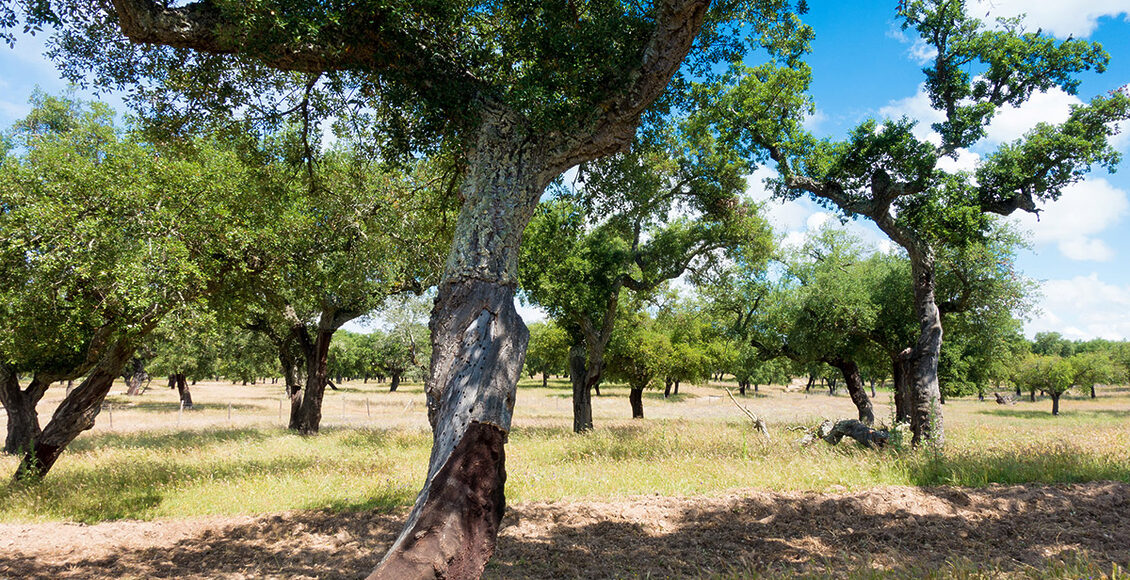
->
[293,327,335,434]
[739,380,747,396]
[1,368,49,455]
[369,108,549,579]
[14,342,137,481]
[569,344,592,432]
[175,374,193,408]
[389,372,402,392]
[629,387,644,418]
[830,359,874,425]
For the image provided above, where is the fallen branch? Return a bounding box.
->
[724,386,771,441]
[799,419,889,448]
[994,392,1016,405]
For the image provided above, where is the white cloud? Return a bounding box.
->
[983,89,1081,146]
[1011,178,1129,261]
[879,86,943,140]
[802,108,827,133]
[1027,274,1130,340]
[936,149,981,173]
[972,0,1130,39]
[806,212,832,231]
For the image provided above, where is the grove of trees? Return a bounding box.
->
[2,1,1129,579]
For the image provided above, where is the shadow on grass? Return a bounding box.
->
[1,453,334,522]
[977,408,1130,421]
[905,441,1130,487]
[68,427,273,453]
[5,482,1127,579]
[101,399,259,413]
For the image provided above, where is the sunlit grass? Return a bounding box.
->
[1,378,1128,523]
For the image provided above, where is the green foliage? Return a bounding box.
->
[0,93,281,380]
[524,321,569,380]
[1016,354,1076,398]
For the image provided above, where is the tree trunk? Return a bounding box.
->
[629,387,644,419]
[870,378,876,397]
[905,253,944,447]
[673,380,680,395]
[569,344,592,433]
[1,368,49,455]
[1051,392,1061,415]
[389,372,402,392]
[175,374,193,408]
[292,326,335,434]
[14,342,137,481]
[806,374,815,392]
[892,351,913,424]
[1090,384,1096,398]
[753,382,758,392]
[369,109,550,579]
[830,359,874,426]
[123,358,147,396]
[738,381,747,396]
[541,372,548,389]
[663,379,672,398]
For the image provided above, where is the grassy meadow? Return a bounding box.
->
[2,376,1128,525]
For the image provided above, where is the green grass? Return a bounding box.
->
[2,378,1128,524]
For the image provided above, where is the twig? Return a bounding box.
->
[724,386,771,441]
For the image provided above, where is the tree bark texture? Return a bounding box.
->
[389,372,402,392]
[905,253,944,447]
[369,108,548,579]
[14,342,137,480]
[829,359,874,425]
[1,368,48,455]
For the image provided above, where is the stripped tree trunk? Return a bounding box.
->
[369,108,548,579]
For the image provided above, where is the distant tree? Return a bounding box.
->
[524,322,569,389]
[1016,355,1076,415]
[605,309,674,420]
[1070,351,1119,399]
[719,0,1130,445]
[519,135,772,432]
[1032,332,1077,358]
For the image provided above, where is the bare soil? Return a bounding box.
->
[1,481,1127,579]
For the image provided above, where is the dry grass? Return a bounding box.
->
[1,377,1128,524]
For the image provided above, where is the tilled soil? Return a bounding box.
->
[1,481,1127,579]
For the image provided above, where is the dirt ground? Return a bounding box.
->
[1,481,1127,579]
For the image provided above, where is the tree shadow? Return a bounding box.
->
[486,482,1130,579]
[68,427,273,453]
[101,399,259,413]
[978,408,1130,420]
[2,483,1127,579]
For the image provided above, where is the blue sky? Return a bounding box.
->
[744,0,1130,341]
[2,1,1129,340]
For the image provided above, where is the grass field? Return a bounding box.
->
[2,376,1128,524]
